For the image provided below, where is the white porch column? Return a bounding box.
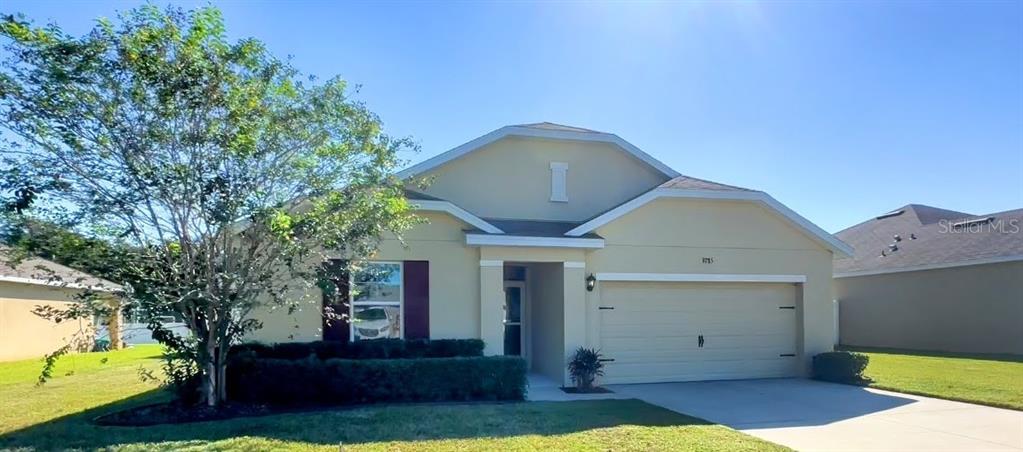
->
[480,259,505,356]
[562,261,587,386]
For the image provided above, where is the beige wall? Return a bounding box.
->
[0,281,94,362]
[585,198,836,375]
[417,136,669,221]
[527,262,564,381]
[246,212,481,344]
[246,195,839,383]
[835,261,1023,355]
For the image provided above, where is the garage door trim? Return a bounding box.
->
[595,272,807,284]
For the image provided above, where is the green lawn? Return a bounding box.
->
[0,346,787,451]
[848,347,1023,410]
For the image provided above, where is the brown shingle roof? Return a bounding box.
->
[0,247,121,291]
[512,122,603,134]
[659,176,755,192]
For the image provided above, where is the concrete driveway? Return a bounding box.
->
[608,379,1023,451]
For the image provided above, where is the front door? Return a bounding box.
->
[503,281,525,356]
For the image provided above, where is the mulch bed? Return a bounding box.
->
[560,386,613,394]
[94,402,275,426]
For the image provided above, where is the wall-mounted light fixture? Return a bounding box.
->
[586,274,596,292]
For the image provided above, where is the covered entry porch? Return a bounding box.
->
[477,247,589,387]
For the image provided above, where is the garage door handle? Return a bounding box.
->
[598,358,615,362]
[698,335,704,348]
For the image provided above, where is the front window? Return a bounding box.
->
[350,262,402,340]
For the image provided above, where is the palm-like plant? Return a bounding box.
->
[568,347,605,390]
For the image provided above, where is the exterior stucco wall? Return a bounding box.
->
[0,281,94,362]
[246,212,481,343]
[417,136,670,221]
[835,261,1023,355]
[585,198,836,375]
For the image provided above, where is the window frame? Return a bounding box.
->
[348,261,404,341]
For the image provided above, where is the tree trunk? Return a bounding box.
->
[204,339,218,407]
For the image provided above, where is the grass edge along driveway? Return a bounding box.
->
[846,346,1023,411]
[0,346,789,451]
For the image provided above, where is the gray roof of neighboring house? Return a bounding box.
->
[834,204,1023,274]
[659,175,755,192]
[0,247,121,291]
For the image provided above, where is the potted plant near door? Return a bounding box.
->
[566,347,610,393]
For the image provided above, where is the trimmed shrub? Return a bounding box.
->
[230,339,484,361]
[813,351,869,383]
[227,355,526,406]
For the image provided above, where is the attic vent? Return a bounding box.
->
[875,210,905,220]
[952,217,993,229]
[550,162,568,202]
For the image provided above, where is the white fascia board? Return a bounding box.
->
[396,126,680,179]
[465,234,605,249]
[565,188,854,258]
[0,275,120,292]
[413,200,503,234]
[594,273,807,283]
[834,254,1023,278]
[479,260,504,267]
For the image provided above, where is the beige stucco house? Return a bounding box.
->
[249,123,853,386]
[834,204,1022,355]
[0,250,123,362]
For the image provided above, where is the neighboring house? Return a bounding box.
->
[834,204,1023,355]
[0,249,123,362]
[248,122,852,386]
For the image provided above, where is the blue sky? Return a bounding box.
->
[5,1,1022,232]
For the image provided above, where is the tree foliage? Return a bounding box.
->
[0,5,420,406]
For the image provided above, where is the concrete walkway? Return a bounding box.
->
[608,378,1023,451]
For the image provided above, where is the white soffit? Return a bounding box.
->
[595,273,807,283]
[396,126,680,180]
[413,200,504,234]
[565,188,854,258]
[465,234,605,249]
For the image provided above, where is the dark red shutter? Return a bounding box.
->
[403,260,430,339]
[322,259,350,343]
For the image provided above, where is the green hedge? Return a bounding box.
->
[813,351,869,383]
[227,355,527,406]
[230,339,484,361]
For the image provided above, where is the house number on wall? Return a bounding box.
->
[702,257,714,264]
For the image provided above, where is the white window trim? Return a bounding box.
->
[349,261,404,341]
[550,161,568,203]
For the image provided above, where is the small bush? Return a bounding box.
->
[230,339,485,361]
[227,355,526,406]
[813,351,869,383]
[568,347,605,390]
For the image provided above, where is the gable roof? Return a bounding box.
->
[834,205,1023,277]
[396,123,680,180]
[0,247,121,292]
[564,181,853,257]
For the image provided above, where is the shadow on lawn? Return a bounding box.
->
[0,393,704,450]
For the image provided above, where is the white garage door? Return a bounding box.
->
[599,281,799,384]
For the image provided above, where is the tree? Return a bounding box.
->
[0,5,420,406]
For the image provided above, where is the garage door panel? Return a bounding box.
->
[599,281,799,384]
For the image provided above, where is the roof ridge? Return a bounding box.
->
[659,174,756,192]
